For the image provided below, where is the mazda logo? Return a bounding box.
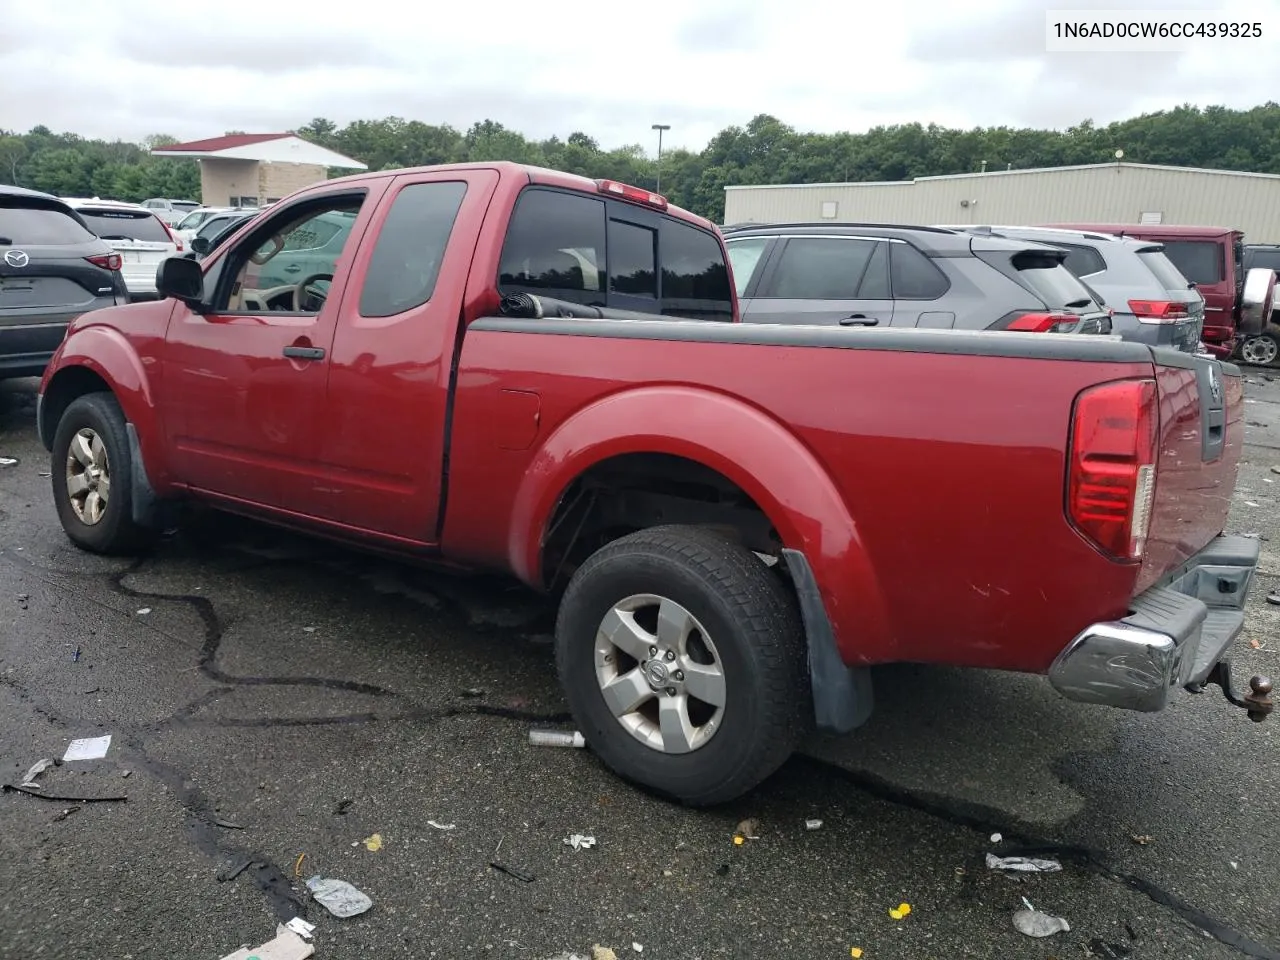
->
[3,250,30,268]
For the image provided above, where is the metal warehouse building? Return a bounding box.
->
[723,162,1280,242]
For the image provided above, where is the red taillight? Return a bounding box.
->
[595,179,668,210]
[160,218,184,252]
[1128,299,1188,321]
[1008,312,1075,332]
[1067,378,1158,561]
[85,253,122,271]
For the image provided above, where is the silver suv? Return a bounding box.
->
[941,225,1205,353]
[723,223,1112,335]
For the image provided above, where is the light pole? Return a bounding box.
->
[652,123,671,194]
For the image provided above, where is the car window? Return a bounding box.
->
[1160,240,1223,285]
[658,219,733,321]
[1013,257,1098,310]
[726,238,769,295]
[280,211,354,252]
[359,181,467,318]
[767,237,878,299]
[858,241,891,298]
[172,201,199,212]
[0,200,97,245]
[1245,248,1280,273]
[1049,242,1107,277]
[217,195,365,315]
[499,189,605,301]
[1137,250,1194,293]
[889,241,948,299]
[76,209,171,243]
[608,218,657,297]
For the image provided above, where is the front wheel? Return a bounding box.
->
[1238,331,1280,367]
[51,392,153,555]
[555,525,810,806]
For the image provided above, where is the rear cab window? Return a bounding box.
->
[0,199,97,245]
[498,187,733,321]
[1160,240,1224,286]
[75,208,172,243]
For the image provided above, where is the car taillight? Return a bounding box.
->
[1067,378,1158,561]
[160,219,184,252]
[1129,299,1188,322]
[85,253,122,271]
[1007,312,1076,332]
[595,179,669,210]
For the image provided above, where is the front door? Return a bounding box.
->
[161,184,387,514]
[741,235,895,327]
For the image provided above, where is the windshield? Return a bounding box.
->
[77,209,171,243]
[172,201,200,212]
[1137,250,1195,294]
[176,210,213,231]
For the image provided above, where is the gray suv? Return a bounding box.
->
[723,223,1111,335]
[940,225,1204,353]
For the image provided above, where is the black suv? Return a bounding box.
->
[1,185,128,379]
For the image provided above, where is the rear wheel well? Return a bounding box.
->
[539,453,783,592]
[40,367,114,450]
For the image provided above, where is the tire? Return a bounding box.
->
[50,392,152,555]
[555,525,810,806]
[1238,331,1280,367]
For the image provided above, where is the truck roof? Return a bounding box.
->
[321,160,718,234]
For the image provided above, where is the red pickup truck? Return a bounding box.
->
[36,163,1272,805]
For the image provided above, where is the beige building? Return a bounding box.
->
[151,133,366,207]
[724,162,1280,242]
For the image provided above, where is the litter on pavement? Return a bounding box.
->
[529,729,586,748]
[362,832,383,851]
[1013,897,1070,938]
[0,457,17,466]
[564,834,596,851]
[218,926,314,960]
[63,735,111,761]
[284,918,315,940]
[306,875,373,918]
[20,758,55,788]
[985,853,1063,873]
[427,820,456,830]
[888,902,912,920]
[804,819,823,830]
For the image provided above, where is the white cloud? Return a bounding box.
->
[1,0,1277,151]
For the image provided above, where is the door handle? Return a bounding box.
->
[284,263,302,274]
[839,314,878,326]
[283,345,325,360]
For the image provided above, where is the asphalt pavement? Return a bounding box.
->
[2,368,1279,960]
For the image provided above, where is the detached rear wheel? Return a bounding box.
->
[1239,332,1280,367]
[51,392,152,555]
[555,525,810,806]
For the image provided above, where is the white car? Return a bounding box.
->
[63,198,182,301]
[173,206,243,244]
[141,198,201,227]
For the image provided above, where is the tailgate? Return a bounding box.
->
[1136,352,1243,592]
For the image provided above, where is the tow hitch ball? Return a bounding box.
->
[1188,662,1274,722]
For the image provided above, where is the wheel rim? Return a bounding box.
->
[65,428,111,525]
[1241,335,1278,366]
[594,593,727,755]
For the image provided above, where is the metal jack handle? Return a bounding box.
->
[1194,661,1274,722]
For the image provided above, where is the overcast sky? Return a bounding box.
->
[2,0,1277,153]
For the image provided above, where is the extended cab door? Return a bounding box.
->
[313,169,499,539]
[740,235,895,327]
[161,184,387,512]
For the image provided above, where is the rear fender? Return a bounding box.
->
[509,385,892,670]
[39,326,171,494]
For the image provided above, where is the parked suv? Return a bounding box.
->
[1,185,128,379]
[723,223,1112,335]
[939,225,1205,352]
[1238,244,1280,365]
[188,209,259,260]
[64,199,181,301]
[141,198,200,226]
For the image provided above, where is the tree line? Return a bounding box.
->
[3,103,1278,223]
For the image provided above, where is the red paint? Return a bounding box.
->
[1045,223,1244,357]
[37,162,1242,680]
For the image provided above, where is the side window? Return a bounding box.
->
[499,189,605,303]
[215,194,365,315]
[767,238,878,300]
[726,238,769,296]
[1053,242,1107,277]
[889,242,949,299]
[359,181,467,318]
[608,219,657,297]
[1161,240,1224,285]
[858,241,891,298]
[658,220,733,321]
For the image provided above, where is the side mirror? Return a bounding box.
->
[155,256,205,309]
[190,236,211,256]
[1239,267,1276,336]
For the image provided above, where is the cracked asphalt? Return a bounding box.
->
[1,369,1279,960]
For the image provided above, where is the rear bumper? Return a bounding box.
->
[0,317,78,378]
[1049,535,1259,711]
